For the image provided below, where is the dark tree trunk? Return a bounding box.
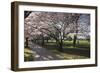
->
[72,14,80,47]
[46,38,48,43]
[42,36,44,46]
[25,37,29,48]
[58,39,63,52]
[73,35,77,47]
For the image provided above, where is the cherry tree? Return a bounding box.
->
[24,11,90,51]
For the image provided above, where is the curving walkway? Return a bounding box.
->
[28,41,63,61]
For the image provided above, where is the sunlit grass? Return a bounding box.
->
[44,39,90,59]
[24,39,90,61]
[64,40,90,45]
[46,40,90,49]
[24,48,34,61]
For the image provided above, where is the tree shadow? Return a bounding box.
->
[63,48,90,58]
[45,44,90,58]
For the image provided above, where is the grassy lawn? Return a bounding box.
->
[24,40,90,61]
[64,40,90,48]
[46,40,90,49]
[24,48,34,61]
[49,49,89,59]
[44,39,90,59]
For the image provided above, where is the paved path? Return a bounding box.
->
[28,41,62,61]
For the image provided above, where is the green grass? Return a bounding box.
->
[64,40,73,44]
[47,49,89,59]
[24,39,90,60]
[77,40,90,48]
[44,39,90,59]
[63,40,90,49]
[46,42,57,45]
[47,40,90,46]
[48,40,56,43]
[24,48,34,61]
[45,40,90,49]
[64,40,89,45]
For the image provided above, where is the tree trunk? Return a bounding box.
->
[46,38,48,43]
[73,14,80,47]
[41,32,45,46]
[73,35,77,47]
[58,39,63,52]
[42,36,44,46]
[25,37,29,48]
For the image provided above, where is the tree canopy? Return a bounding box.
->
[24,11,90,51]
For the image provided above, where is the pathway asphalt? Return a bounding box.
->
[28,41,62,61]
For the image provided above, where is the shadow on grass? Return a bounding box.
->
[63,48,90,58]
[44,43,90,58]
